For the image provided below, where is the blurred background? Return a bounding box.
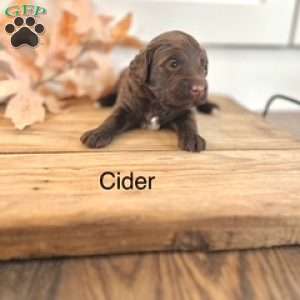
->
[100,0,300,112]
[1,0,299,116]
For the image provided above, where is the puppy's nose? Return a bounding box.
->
[190,85,205,96]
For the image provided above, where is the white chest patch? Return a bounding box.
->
[143,116,160,131]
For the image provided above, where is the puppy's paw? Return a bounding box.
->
[179,134,206,152]
[197,102,219,114]
[80,129,113,149]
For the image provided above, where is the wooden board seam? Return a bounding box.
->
[1,147,300,156]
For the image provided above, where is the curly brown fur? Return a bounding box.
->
[82,30,217,152]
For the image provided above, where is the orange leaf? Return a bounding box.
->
[99,15,114,26]
[116,36,145,50]
[111,13,133,42]
[59,11,81,45]
[0,51,41,82]
[44,95,65,114]
[0,60,14,78]
[5,89,46,130]
[0,79,21,99]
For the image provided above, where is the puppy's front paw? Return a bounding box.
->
[80,129,113,149]
[179,134,206,152]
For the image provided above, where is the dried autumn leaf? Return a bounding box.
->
[41,79,82,99]
[0,79,20,99]
[116,36,145,50]
[99,15,114,27]
[0,60,14,79]
[60,11,81,45]
[111,13,133,42]
[0,49,42,83]
[0,0,140,129]
[44,94,65,114]
[36,11,82,69]
[5,88,46,130]
[59,50,117,101]
[58,0,94,33]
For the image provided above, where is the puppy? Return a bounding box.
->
[81,31,218,152]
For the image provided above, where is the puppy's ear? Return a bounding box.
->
[129,48,153,84]
[201,48,208,76]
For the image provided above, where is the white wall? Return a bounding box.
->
[207,48,300,111]
[99,0,296,46]
[295,3,300,44]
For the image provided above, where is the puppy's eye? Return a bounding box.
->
[168,59,179,69]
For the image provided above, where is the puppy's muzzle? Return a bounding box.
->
[190,85,205,96]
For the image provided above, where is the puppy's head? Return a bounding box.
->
[129,31,208,109]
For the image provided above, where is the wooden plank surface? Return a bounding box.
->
[1,108,300,300]
[0,96,299,153]
[0,247,299,300]
[0,95,300,260]
[267,112,300,139]
[0,150,300,260]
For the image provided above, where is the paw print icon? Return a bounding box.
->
[5,17,44,48]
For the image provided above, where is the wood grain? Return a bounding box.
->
[0,95,299,261]
[267,112,300,139]
[1,108,299,300]
[0,150,300,260]
[0,247,299,300]
[0,96,299,153]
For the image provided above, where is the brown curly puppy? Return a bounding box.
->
[81,31,218,152]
